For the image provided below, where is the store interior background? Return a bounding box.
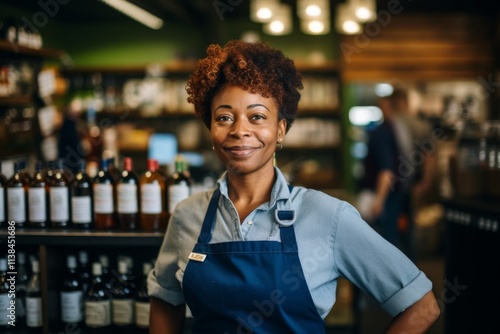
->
[1,0,500,333]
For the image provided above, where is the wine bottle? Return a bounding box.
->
[71,160,93,229]
[16,252,28,328]
[140,158,165,231]
[84,262,111,330]
[93,159,115,230]
[99,254,112,291]
[107,157,121,183]
[111,259,134,328]
[26,258,42,330]
[6,161,29,227]
[117,157,139,231]
[78,250,91,293]
[134,262,152,330]
[60,255,84,326]
[168,155,192,216]
[0,258,10,328]
[0,162,7,227]
[28,160,49,228]
[49,159,71,228]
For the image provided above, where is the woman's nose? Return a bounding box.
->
[229,118,251,138]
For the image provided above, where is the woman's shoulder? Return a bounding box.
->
[291,186,346,214]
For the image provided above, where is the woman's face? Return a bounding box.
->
[210,84,286,176]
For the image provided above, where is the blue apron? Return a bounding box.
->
[183,187,326,333]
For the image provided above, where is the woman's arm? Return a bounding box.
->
[149,296,186,334]
[384,291,440,333]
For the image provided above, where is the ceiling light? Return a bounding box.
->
[335,2,361,35]
[297,0,329,19]
[301,17,330,35]
[351,0,377,23]
[263,4,292,35]
[250,0,279,23]
[99,0,163,30]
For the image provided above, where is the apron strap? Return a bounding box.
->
[198,188,221,244]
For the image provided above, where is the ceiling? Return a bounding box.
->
[4,0,500,27]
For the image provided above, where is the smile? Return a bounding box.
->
[225,146,259,157]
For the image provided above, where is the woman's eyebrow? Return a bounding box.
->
[248,104,270,111]
[214,104,232,112]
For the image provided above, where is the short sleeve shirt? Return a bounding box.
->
[148,167,432,318]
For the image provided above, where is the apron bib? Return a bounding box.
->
[183,188,325,333]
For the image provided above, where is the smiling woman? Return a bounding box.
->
[147,40,440,334]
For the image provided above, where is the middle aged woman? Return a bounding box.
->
[148,40,440,333]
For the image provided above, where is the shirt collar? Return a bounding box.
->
[216,167,292,210]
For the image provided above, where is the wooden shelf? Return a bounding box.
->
[0,40,65,59]
[0,228,165,247]
[0,95,33,106]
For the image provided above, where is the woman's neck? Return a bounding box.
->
[226,168,276,222]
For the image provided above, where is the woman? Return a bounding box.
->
[148,40,440,333]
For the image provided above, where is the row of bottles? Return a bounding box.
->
[0,250,153,331]
[63,252,152,331]
[0,252,41,330]
[0,155,192,231]
[0,16,44,49]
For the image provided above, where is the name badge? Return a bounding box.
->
[188,252,207,262]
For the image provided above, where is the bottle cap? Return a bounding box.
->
[92,262,102,276]
[147,158,157,172]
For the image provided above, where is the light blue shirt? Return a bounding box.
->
[148,167,432,318]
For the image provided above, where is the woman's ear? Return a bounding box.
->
[278,119,287,138]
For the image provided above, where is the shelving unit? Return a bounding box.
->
[0,228,163,334]
[0,40,65,162]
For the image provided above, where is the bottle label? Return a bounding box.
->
[71,196,92,224]
[85,300,111,327]
[117,184,138,214]
[50,187,69,221]
[26,296,42,327]
[94,184,114,213]
[141,183,161,214]
[168,183,190,214]
[28,187,47,222]
[112,298,134,325]
[0,186,5,222]
[134,301,150,328]
[0,293,9,326]
[7,187,26,223]
[61,290,83,323]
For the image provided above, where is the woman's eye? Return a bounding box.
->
[216,115,232,122]
[251,114,265,120]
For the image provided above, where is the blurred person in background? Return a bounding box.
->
[360,87,436,260]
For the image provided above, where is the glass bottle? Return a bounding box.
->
[71,160,93,229]
[99,254,112,291]
[6,160,29,227]
[93,159,115,230]
[140,158,165,231]
[0,258,10,329]
[107,157,121,183]
[28,160,49,228]
[111,259,134,328]
[60,254,84,326]
[49,159,71,228]
[16,252,29,328]
[26,258,42,330]
[84,262,111,330]
[0,162,7,227]
[168,156,192,217]
[78,250,91,293]
[117,157,139,230]
[134,262,152,331]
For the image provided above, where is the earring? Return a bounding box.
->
[212,146,215,151]
[276,139,283,151]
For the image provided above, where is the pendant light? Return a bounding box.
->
[263,3,292,36]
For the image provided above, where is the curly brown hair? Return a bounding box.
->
[186,40,303,133]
